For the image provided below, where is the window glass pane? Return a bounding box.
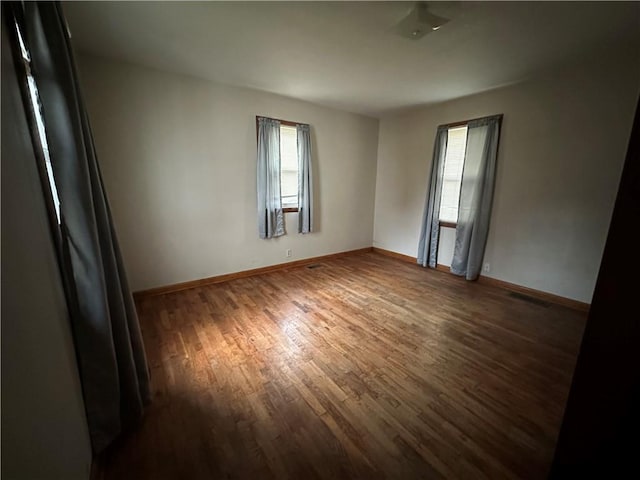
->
[15,20,61,223]
[280,125,298,207]
[281,171,298,200]
[439,125,467,222]
[14,20,30,61]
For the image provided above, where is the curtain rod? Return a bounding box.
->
[439,114,503,129]
[256,115,309,127]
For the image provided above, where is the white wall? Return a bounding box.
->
[374,52,640,303]
[77,55,379,291]
[2,26,92,479]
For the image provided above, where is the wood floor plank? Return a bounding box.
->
[103,252,585,479]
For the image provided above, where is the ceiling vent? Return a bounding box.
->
[396,2,450,40]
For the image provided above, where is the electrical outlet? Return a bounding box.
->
[483,263,491,273]
[286,249,292,258]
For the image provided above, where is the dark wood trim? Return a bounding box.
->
[372,247,417,264]
[277,119,297,127]
[477,275,590,313]
[256,116,301,142]
[439,221,457,229]
[283,207,298,213]
[443,120,470,129]
[136,245,592,311]
[133,247,373,298]
[372,248,453,274]
[372,247,589,312]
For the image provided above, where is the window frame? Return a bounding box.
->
[439,220,458,229]
[255,115,301,213]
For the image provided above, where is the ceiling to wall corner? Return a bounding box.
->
[63,1,639,117]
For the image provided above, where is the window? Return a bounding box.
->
[279,124,299,210]
[14,19,62,224]
[257,115,313,237]
[439,125,468,225]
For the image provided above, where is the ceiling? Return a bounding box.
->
[63,1,640,117]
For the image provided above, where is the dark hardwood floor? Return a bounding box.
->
[103,252,586,479]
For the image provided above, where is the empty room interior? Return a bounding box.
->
[2,1,640,479]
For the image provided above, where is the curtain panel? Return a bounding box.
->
[257,116,285,238]
[297,123,313,234]
[417,127,448,267]
[20,1,150,452]
[450,115,502,280]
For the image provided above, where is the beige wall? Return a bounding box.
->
[2,26,91,479]
[79,49,638,303]
[77,55,379,291]
[374,53,639,303]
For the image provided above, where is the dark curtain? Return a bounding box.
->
[20,2,150,452]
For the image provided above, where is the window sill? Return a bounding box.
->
[439,220,457,228]
[283,207,299,213]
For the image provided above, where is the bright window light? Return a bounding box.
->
[439,125,468,223]
[15,20,61,224]
[280,125,298,209]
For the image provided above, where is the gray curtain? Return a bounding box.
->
[417,127,448,267]
[450,115,502,280]
[257,117,285,238]
[22,2,150,452]
[297,123,313,234]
